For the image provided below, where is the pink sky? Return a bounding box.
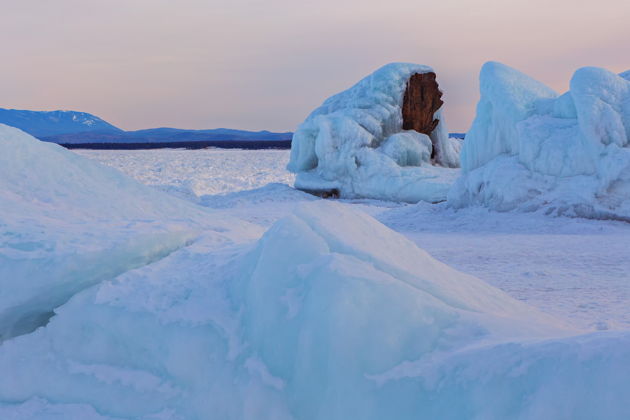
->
[1,0,628,132]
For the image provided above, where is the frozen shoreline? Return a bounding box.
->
[77,148,630,331]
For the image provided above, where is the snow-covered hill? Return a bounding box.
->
[0,124,260,342]
[0,108,121,137]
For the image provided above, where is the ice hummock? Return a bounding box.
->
[288,63,461,203]
[449,62,630,219]
[0,124,259,341]
[5,201,629,419]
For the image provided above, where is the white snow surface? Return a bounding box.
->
[73,148,630,330]
[76,148,295,198]
[2,144,630,419]
[0,125,259,341]
[288,63,461,203]
[451,62,630,219]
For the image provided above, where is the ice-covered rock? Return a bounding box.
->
[378,131,433,167]
[450,62,630,219]
[288,63,461,203]
[6,201,629,420]
[0,124,259,341]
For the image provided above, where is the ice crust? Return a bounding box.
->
[0,124,258,341]
[288,63,461,203]
[2,200,629,419]
[450,62,630,218]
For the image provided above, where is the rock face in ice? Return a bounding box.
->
[401,73,444,141]
[0,124,258,341]
[288,63,461,203]
[2,201,630,419]
[449,62,630,219]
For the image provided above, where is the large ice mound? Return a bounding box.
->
[0,124,258,341]
[6,201,629,420]
[449,62,630,219]
[288,63,461,203]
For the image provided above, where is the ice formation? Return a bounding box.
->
[288,63,461,203]
[2,200,630,419]
[449,62,630,219]
[0,124,258,341]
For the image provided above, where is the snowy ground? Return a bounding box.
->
[77,149,295,197]
[76,148,630,332]
[3,138,629,419]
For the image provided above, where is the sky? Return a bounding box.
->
[1,0,628,132]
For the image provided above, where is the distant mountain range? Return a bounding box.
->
[42,127,294,145]
[0,107,464,149]
[0,108,122,138]
[0,108,293,145]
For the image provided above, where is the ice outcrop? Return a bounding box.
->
[0,124,258,341]
[6,201,629,420]
[449,62,630,219]
[288,63,461,203]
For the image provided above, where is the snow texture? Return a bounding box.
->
[76,148,295,198]
[288,63,461,203]
[0,125,259,341]
[450,62,630,219]
[1,200,629,419]
[79,148,630,330]
[2,144,630,419]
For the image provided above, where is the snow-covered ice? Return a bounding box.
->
[76,148,295,198]
[288,63,461,203]
[450,62,630,220]
[1,195,629,419]
[73,147,630,331]
[2,134,630,418]
[0,125,259,341]
[379,202,630,331]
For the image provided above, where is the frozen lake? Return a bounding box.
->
[77,148,630,331]
[77,148,296,196]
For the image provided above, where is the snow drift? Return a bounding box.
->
[0,124,258,341]
[2,201,629,419]
[288,63,461,203]
[449,62,630,219]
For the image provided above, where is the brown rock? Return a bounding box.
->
[401,72,444,158]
